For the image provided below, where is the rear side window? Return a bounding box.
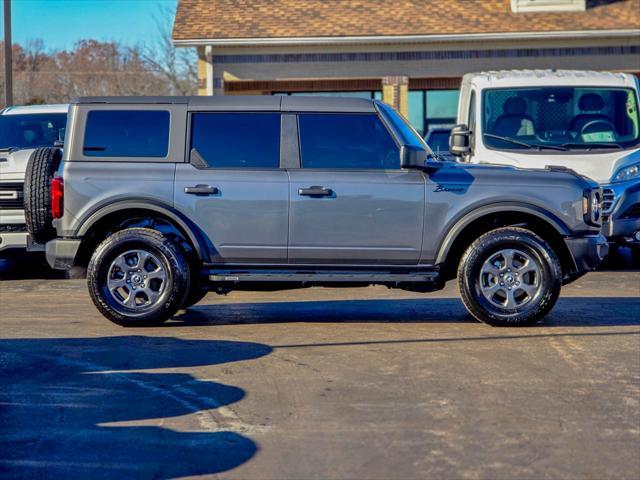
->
[83,110,170,157]
[298,113,399,169]
[190,113,280,168]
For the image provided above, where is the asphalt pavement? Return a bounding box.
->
[0,263,638,479]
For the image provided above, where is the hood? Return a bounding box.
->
[435,159,596,188]
[485,147,640,184]
[0,148,35,176]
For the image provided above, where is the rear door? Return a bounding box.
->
[288,112,425,265]
[174,111,289,264]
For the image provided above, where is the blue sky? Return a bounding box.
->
[5,0,178,51]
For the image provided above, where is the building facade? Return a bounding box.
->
[173,0,640,135]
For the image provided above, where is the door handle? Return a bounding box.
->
[184,184,219,195]
[298,186,333,197]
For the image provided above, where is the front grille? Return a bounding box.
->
[622,204,640,219]
[0,182,24,210]
[602,188,616,214]
[0,224,27,233]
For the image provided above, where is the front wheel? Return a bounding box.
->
[458,227,562,327]
[87,228,190,327]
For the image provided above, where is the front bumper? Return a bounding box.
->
[564,234,609,279]
[601,180,640,247]
[0,231,28,253]
[45,238,81,270]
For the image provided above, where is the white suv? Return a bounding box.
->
[0,104,68,254]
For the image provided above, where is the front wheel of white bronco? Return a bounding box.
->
[458,227,562,327]
[87,228,190,327]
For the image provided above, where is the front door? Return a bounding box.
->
[174,112,288,264]
[288,112,425,265]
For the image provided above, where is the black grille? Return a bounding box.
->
[602,188,616,214]
[622,204,640,219]
[0,182,24,210]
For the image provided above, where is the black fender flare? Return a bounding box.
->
[75,199,211,262]
[434,202,572,265]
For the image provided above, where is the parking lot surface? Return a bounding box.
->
[0,270,639,479]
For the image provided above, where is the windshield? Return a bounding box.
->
[425,130,451,156]
[376,101,434,155]
[0,112,67,150]
[482,87,640,152]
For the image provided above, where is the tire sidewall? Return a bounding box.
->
[460,229,561,326]
[88,229,190,326]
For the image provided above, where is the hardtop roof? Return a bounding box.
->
[1,104,69,115]
[73,95,378,113]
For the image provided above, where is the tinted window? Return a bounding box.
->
[298,113,399,169]
[191,113,280,168]
[83,110,170,157]
[0,113,67,150]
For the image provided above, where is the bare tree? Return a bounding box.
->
[142,4,197,95]
[0,3,197,106]
[0,36,192,105]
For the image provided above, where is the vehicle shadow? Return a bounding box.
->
[0,255,68,280]
[0,336,272,479]
[172,297,640,328]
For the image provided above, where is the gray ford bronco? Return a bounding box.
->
[25,96,607,327]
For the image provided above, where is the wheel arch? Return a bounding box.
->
[74,200,210,266]
[436,204,575,281]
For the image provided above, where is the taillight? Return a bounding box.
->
[51,177,64,219]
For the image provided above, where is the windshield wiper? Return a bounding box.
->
[427,152,446,162]
[483,133,568,151]
[560,142,622,150]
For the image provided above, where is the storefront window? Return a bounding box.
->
[407,89,459,136]
[426,90,459,130]
[408,91,425,136]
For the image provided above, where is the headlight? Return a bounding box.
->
[583,189,602,226]
[612,163,640,183]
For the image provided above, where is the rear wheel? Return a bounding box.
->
[182,284,209,310]
[458,227,562,327]
[87,228,190,327]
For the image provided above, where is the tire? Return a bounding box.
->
[458,227,562,327]
[630,246,640,269]
[182,285,209,310]
[24,147,62,244]
[87,228,190,327]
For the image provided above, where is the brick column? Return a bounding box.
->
[197,46,214,96]
[382,76,409,116]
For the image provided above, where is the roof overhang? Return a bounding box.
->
[173,29,640,47]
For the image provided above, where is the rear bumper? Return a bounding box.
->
[45,238,81,270]
[565,234,609,277]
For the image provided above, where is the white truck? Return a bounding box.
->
[449,70,640,257]
[0,104,68,255]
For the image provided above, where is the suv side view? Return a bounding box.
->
[26,96,607,327]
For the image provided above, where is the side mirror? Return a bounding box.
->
[449,123,471,157]
[400,145,428,168]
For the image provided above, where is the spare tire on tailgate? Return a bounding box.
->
[24,147,62,244]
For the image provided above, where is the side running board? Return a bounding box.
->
[206,270,439,284]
